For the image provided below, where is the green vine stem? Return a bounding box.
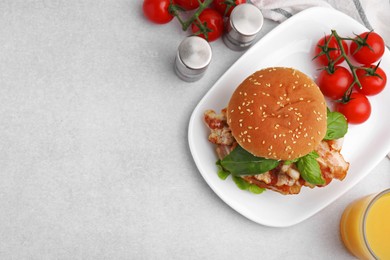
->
[169,0,213,31]
[330,30,363,102]
[319,30,382,103]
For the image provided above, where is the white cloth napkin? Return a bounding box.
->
[251,0,390,46]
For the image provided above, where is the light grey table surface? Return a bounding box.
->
[1,1,389,259]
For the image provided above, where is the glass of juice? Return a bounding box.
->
[340,188,390,259]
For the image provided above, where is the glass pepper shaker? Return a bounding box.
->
[223,3,264,51]
[174,36,212,82]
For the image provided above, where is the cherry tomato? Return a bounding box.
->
[175,0,203,10]
[355,65,387,96]
[192,8,224,42]
[314,34,348,66]
[317,66,353,100]
[143,0,173,24]
[336,92,371,124]
[350,31,385,64]
[213,0,246,17]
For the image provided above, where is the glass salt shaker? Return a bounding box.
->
[223,3,264,51]
[174,36,212,82]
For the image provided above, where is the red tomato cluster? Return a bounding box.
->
[142,0,246,42]
[314,31,387,124]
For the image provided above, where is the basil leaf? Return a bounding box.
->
[248,184,266,194]
[232,176,250,190]
[232,176,265,194]
[216,160,230,180]
[324,110,348,140]
[284,158,299,165]
[296,151,325,185]
[220,145,279,176]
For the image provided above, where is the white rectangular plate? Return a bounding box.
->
[188,7,390,227]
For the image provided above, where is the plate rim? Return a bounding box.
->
[188,6,390,227]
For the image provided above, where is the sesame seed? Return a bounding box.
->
[248,139,251,143]
[262,140,266,144]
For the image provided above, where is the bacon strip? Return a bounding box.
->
[204,109,350,195]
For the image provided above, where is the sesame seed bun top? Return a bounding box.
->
[226,67,327,160]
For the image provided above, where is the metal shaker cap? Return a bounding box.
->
[175,36,212,82]
[223,4,264,51]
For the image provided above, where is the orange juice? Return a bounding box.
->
[340,189,390,260]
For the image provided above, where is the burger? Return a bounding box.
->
[204,67,349,195]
